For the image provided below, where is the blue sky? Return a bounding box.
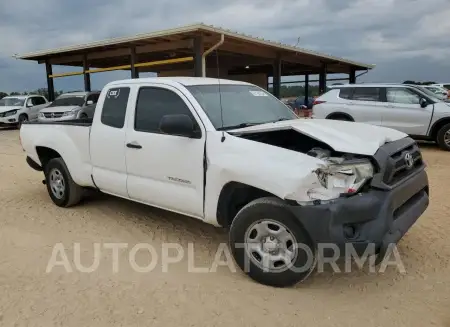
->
[1,0,450,93]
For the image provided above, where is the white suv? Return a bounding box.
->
[312,84,450,150]
[0,95,49,128]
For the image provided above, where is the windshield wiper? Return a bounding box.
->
[217,122,262,131]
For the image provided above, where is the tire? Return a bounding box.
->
[17,114,28,129]
[229,197,316,287]
[436,123,450,151]
[44,158,83,207]
[327,115,351,121]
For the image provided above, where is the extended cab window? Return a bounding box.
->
[386,88,420,105]
[352,87,381,102]
[135,87,198,134]
[101,87,130,128]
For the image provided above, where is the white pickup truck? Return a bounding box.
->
[20,77,429,287]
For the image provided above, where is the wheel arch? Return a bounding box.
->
[429,117,450,140]
[325,112,354,121]
[216,181,282,228]
[36,146,62,170]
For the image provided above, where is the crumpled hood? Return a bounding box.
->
[228,118,407,156]
[40,105,80,113]
[0,106,21,114]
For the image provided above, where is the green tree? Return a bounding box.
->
[0,92,8,99]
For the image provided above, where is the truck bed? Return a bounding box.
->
[20,120,95,188]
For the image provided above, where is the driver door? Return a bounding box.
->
[380,87,432,135]
[25,97,46,120]
[125,84,206,219]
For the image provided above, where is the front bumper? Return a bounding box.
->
[0,115,19,125]
[288,168,429,258]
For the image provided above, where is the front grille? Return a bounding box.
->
[371,137,425,190]
[43,112,63,118]
[384,142,423,186]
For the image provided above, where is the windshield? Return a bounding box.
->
[0,98,25,106]
[186,85,297,130]
[48,96,85,107]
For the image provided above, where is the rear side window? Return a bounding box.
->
[444,84,450,90]
[338,88,354,99]
[101,87,130,128]
[352,87,381,102]
[134,87,198,134]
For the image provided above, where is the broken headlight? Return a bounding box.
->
[305,160,374,202]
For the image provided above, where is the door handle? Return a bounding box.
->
[126,142,142,149]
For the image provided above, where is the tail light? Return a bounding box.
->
[313,100,326,106]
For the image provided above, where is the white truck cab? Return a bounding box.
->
[0,95,48,128]
[20,77,429,287]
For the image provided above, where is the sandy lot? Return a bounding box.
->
[0,128,449,327]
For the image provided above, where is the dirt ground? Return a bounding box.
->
[0,128,449,327]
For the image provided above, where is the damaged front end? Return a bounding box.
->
[287,148,375,205]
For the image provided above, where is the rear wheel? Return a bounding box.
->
[436,123,450,151]
[44,158,83,207]
[229,197,316,287]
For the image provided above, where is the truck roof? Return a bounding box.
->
[2,95,28,99]
[107,77,252,87]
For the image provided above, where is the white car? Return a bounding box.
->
[20,77,429,287]
[0,95,48,128]
[312,83,450,150]
[38,91,100,122]
[432,83,450,91]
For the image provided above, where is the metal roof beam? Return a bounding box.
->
[43,39,194,65]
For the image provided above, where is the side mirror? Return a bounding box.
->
[26,101,33,108]
[420,98,428,108]
[86,100,94,105]
[159,114,200,138]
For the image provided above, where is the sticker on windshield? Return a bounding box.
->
[249,90,268,97]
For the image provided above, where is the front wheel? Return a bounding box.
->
[44,158,84,207]
[17,114,28,129]
[436,123,450,151]
[229,197,316,287]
